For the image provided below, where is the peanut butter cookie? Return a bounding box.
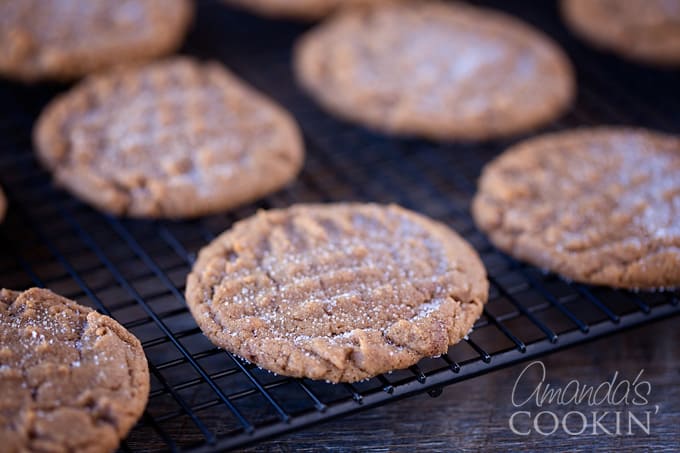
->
[0,288,150,453]
[34,57,304,218]
[186,203,488,383]
[223,0,393,21]
[295,1,575,141]
[473,128,680,289]
[561,0,680,66]
[0,0,193,82]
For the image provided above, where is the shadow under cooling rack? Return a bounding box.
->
[0,0,679,451]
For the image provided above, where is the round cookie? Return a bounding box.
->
[472,127,680,290]
[561,0,680,66]
[34,57,305,218]
[186,203,488,383]
[0,0,193,82]
[294,1,575,141]
[0,288,149,453]
[223,0,393,21]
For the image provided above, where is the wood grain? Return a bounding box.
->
[244,317,680,451]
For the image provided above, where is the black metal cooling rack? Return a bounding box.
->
[0,1,679,451]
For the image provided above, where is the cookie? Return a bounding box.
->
[0,288,149,453]
[0,0,193,82]
[223,0,393,21]
[472,127,680,290]
[186,203,488,383]
[294,1,575,141]
[34,57,305,218]
[0,186,6,222]
[561,0,680,66]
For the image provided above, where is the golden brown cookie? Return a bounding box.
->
[0,288,150,453]
[561,0,680,66]
[223,0,393,20]
[0,0,193,82]
[34,57,305,218]
[294,1,575,141]
[472,127,680,290]
[186,203,488,383]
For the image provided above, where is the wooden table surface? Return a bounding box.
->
[245,316,680,452]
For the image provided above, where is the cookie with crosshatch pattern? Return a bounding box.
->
[0,0,193,82]
[0,288,149,453]
[186,203,488,383]
[294,0,575,141]
[222,0,395,20]
[472,127,680,290]
[34,57,304,218]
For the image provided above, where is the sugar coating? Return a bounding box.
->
[295,0,575,141]
[0,0,193,81]
[473,127,680,289]
[0,288,149,453]
[34,57,304,218]
[186,203,488,382]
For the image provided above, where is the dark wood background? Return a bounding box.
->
[245,317,680,451]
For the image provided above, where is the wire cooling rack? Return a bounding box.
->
[0,1,678,451]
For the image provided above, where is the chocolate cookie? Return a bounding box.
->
[0,0,193,82]
[472,127,680,290]
[294,1,575,141]
[0,288,149,453]
[34,57,305,218]
[561,0,680,66]
[186,203,488,383]
[223,0,392,20]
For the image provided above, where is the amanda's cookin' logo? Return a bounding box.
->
[509,361,660,437]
